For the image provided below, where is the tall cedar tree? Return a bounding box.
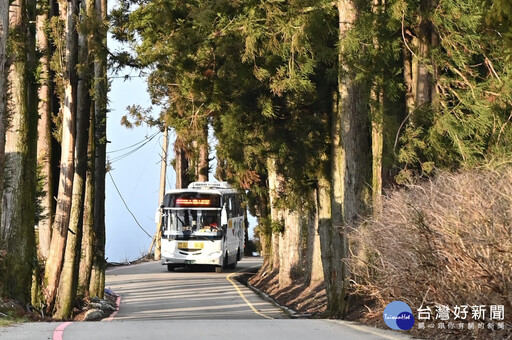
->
[44,0,79,313]
[0,0,8,241]
[90,0,108,299]
[0,0,39,303]
[53,0,94,318]
[36,0,56,262]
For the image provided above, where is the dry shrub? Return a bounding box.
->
[349,167,512,339]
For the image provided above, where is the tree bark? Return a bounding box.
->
[416,1,432,110]
[174,134,190,189]
[318,0,371,317]
[257,193,271,266]
[317,173,346,317]
[54,0,92,318]
[338,1,371,227]
[371,85,384,211]
[44,0,78,312]
[267,157,281,271]
[1,0,39,303]
[278,210,301,288]
[197,123,209,182]
[36,1,54,260]
[415,0,438,112]
[308,189,324,284]
[403,41,417,118]
[371,0,384,211]
[77,0,96,299]
[0,0,8,236]
[90,0,107,299]
[78,114,95,298]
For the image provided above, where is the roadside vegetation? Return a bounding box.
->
[349,167,512,339]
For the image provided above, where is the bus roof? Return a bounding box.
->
[165,182,239,195]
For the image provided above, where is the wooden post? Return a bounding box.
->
[154,127,168,260]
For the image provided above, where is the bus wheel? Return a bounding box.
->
[228,253,238,270]
[229,258,237,270]
[223,253,229,269]
[167,264,176,272]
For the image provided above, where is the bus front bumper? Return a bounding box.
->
[161,251,223,266]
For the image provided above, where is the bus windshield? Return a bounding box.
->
[162,209,221,240]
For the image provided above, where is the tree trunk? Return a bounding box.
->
[154,126,168,260]
[415,0,438,112]
[416,3,432,110]
[328,82,349,317]
[308,189,324,284]
[267,157,281,271]
[174,134,190,189]
[319,0,371,317]
[197,124,209,182]
[338,1,371,227]
[278,210,301,288]
[317,173,346,317]
[54,0,91,318]
[371,85,383,211]
[36,2,54,260]
[257,193,271,266]
[78,114,95,298]
[0,0,8,236]
[44,0,78,312]
[77,0,96,299]
[90,0,107,299]
[1,0,38,303]
[371,0,384,212]
[403,41,417,118]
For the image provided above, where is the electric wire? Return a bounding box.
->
[108,131,159,153]
[108,171,153,239]
[108,132,159,163]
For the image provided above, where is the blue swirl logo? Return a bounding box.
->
[383,301,415,330]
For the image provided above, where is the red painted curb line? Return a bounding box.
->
[53,321,72,340]
[105,295,122,321]
[52,294,121,339]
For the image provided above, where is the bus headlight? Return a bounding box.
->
[208,251,222,258]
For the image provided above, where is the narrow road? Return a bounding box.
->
[106,257,285,320]
[0,257,410,339]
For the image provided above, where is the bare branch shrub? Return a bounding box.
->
[349,167,512,339]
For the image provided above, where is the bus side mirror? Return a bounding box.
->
[221,204,228,227]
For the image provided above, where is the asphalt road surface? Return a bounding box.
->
[0,257,409,340]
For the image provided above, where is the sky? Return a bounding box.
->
[104,1,173,264]
[105,74,166,263]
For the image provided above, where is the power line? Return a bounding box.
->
[108,131,159,153]
[108,171,153,239]
[108,132,159,163]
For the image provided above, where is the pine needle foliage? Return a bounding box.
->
[370,0,512,181]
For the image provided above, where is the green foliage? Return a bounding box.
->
[111,0,512,219]
[386,0,512,182]
[271,219,285,235]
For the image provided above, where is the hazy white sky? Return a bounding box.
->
[105,74,169,263]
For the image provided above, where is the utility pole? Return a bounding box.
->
[154,126,168,260]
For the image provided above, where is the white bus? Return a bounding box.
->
[158,182,245,272]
